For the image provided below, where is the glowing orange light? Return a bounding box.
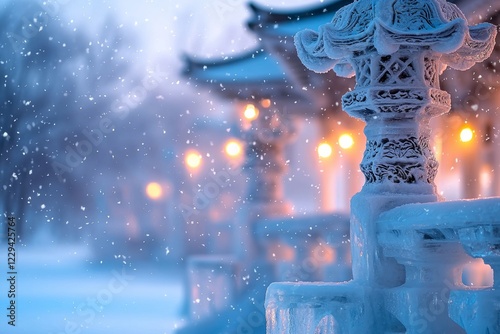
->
[145,182,163,200]
[185,150,202,169]
[261,99,271,108]
[318,142,332,158]
[243,104,259,121]
[460,127,473,143]
[225,140,242,157]
[339,133,354,149]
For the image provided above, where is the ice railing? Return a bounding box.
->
[378,197,500,333]
[265,197,500,334]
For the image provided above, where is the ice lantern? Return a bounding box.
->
[264,1,497,333]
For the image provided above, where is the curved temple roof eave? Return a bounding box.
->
[247,0,353,38]
[183,55,313,107]
[182,49,288,83]
[183,49,264,75]
[247,0,351,25]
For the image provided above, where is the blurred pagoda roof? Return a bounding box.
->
[247,0,352,36]
[183,48,313,113]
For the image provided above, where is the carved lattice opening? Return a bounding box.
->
[377,55,417,85]
[356,57,372,87]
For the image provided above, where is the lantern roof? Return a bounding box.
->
[294,0,497,76]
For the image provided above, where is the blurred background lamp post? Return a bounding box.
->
[317,141,334,212]
[317,134,357,212]
[459,123,480,198]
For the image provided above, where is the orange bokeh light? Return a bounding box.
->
[338,133,354,149]
[145,182,163,200]
[225,140,242,157]
[185,150,202,169]
[460,127,473,143]
[318,142,333,158]
[261,98,271,108]
[243,104,259,121]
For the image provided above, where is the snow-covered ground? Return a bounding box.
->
[0,244,186,334]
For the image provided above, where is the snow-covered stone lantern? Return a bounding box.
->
[265,0,498,333]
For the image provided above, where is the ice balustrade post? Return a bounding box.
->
[263,0,497,333]
[449,221,500,333]
[377,199,500,333]
[378,204,472,333]
[187,256,238,320]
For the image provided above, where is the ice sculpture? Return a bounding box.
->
[265,0,498,333]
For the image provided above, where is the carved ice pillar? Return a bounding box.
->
[236,109,295,262]
[295,0,496,287]
[244,111,293,214]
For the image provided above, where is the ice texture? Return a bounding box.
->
[265,0,500,333]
